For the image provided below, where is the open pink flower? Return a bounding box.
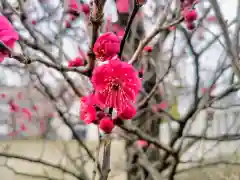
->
[93,32,120,61]
[68,57,84,67]
[118,103,137,120]
[0,16,19,62]
[80,95,97,124]
[92,59,141,113]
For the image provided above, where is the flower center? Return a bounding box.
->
[111,79,121,91]
[112,83,120,90]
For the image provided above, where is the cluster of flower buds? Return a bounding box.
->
[180,0,199,30]
[2,92,54,137]
[183,8,198,30]
[67,0,90,18]
[64,0,90,29]
[79,32,142,134]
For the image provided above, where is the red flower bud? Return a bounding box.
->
[143,46,152,53]
[99,117,114,133]
[184,9,197,22]
[186,22,195,30]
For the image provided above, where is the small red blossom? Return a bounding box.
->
[9,101,19,112]
[80,4,90,15]
[31,20,37,25]
[32,105,38,111]
[69,14,77,21]
[22,108,32,121]
[0,16,19,62]
[136,140,149,148]
[93,32,120,61]
[67,0,79,14]
[143,46,152,53]
[99,117,114,133]
[183,9,197,22]
[186,22,195,30]
[20,123,27,131]
[91,59,141,113]
[168,26,176,31]
[65,21,71,28]
[118,103,136,120]
[80,95,97,124]
[1,93,6,98]
[68,57,84,67]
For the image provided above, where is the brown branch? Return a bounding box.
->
[119,123,175,155]
[0,152,82,180]
[99,136,111,180]
[129,16,184,64]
